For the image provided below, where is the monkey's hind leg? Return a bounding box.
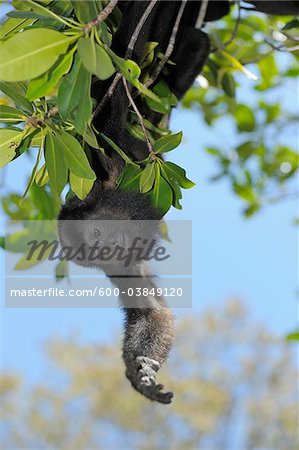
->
[123,306,175,404]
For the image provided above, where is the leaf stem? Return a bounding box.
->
[122,77,155,159]
[26,0,80,30]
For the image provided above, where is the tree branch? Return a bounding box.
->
[93,1,158,119]
[263,190,298,205]
[125,0,158,59]
[265,39,299,53]
[211,1,241,52]
[144,0,187,89]
[47,106,59,118]
[122,77,154,157]
[83,0,118,33]
[195,0,209,30]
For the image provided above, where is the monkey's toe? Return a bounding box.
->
[137,356,159,385]
[140,383,174,404]
[126,356,173,404]
[136,356,160,371]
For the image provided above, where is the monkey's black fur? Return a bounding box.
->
[59,1,299,403]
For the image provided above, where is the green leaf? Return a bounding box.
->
[233,182,256,202]
[11,0,33,11]
[169,179,183,209]
[0,129,23,168]
[7,11,56,21]
[35,163,49,186]
[78,37,115,80]
[108,50,140,78]
[160,166,182,210]
[146,80,175,113]
[0,105,28,121]
[117,164,142,191]
[92,45,115,80]
[0,17,34,39]
[0,29,76,82]
[154,132,183,154]
[57,54,92,135]
[69,172,95,200]
[2,193,33,220]
[23,134,45,198]
[0,81,33,112]
[283,18,299,30]
[26,48,75,101]
[221,72,235,98]
[53,130,96,180]
[55,260,68,282]
[71,0,100,22]
[235,104,256,132]
[45,132,68,196]
[162,162,195,189]
[83,124,100,149]
[140,41,158,69]
[107,48,161,102]
[21,0,67,21]
[30,182,56,218]
[257,54,278,91]
[126,123,152,143]
[148,165,172,215]
[221,50,258,81]
[243,203,261,218]
[100,133,139,167]
[286,330,299,341]
[5,230,32,253]
[139,163,156,193]
[236,142,256,160]
[159,220,171,242]
[14,245,54,270]
[146,96,171,114]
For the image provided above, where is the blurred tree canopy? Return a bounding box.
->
[0,0,298,219]
[0,300,297,449]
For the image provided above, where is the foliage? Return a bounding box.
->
[0,300,297,449]
[0,0,194,218]
[0,2,298,277]
[184,12,298,217]
[0,1,297,221]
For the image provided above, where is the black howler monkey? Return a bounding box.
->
[60,0,216,404]
[59,1,299,403]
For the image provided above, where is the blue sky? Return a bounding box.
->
[1,104,297,382]
[0,3,298,382]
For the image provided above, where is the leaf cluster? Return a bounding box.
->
[0,0,195,217]
[183,12,298,216]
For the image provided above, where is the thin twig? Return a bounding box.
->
[93,1,158,118]
[265,39,299,53]
[47,106,59,118]
[262,190,298,205]
[144,0,187,89]
[83,0,118,33]
[92,72,122,120]
[211,1,241,52]
[195,0,209,30]
[125,0,158,59]
[122,77,154,156]
[239,5,255,11]
[281,30,299,43]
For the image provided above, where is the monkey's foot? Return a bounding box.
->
[126,356,173,404]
